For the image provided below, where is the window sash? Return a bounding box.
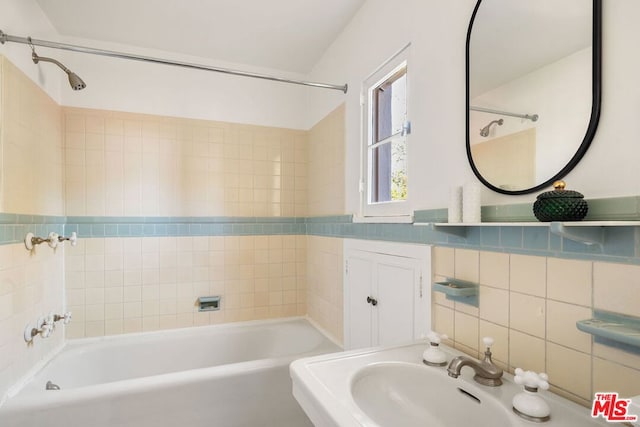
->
[360,44,411,220]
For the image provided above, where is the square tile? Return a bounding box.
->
[479,251,509,289]
[509,292,546,338]
[546,300,592,353]
[479,285,509,326]
[547,342,591,400]
[454,249,479,283]
[547,258,592,306]
[594,262,640,317]
[509,330,545,374]
[510,254,546,297]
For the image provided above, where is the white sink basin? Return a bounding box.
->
[290,343,608,427]
[351,362,512,426]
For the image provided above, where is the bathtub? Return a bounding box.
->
[0,317,341,427]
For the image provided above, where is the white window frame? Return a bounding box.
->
[359,44,412,222]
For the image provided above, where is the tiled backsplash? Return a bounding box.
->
[308,104,345,216]
[65,235,307,338]
[63,107,308,218]
[0,57,65,403]
[432,246,640,406]
[306,236,343,342]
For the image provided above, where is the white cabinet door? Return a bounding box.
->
[344,240,431,350]
[346,255,374,350]
[375,257,420,346]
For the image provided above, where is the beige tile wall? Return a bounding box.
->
[0,57,65,402]
[62,107,313,337]
[63,107,308,217]
[305,104,346,344]
[306,236,343,343]
[308,103,345,216]
[65,235,307,338]
[432,246,640,407]
[1,56,63,215]
[0,244,65,402]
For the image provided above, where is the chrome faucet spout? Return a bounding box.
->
[446,337,503,387]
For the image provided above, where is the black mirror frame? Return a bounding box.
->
[465,0,602,195]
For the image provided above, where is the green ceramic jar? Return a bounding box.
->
[533,181,588,222]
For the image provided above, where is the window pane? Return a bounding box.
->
[375,71,407,143]
[369,137,407,203]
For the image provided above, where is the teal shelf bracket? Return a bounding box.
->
[433,278,478,307]
[425,223,467,238]
[549,222,604,247]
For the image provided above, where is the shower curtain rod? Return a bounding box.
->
[470,105,538,122]
[0,30,348,93]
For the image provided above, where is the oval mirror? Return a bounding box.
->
[466,0,601,195]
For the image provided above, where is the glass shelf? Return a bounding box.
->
[414,221,640,246]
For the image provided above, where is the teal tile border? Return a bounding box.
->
[3,196,640,265]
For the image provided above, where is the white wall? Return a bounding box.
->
[54,39,313,129]
[1,0,61,101]
[1,0,315,130]
[307,0,640,210]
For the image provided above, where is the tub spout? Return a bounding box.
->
[45,381,60,390]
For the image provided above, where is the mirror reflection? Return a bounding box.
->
[467,0,600,194]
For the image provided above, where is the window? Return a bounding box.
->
[361,45,411,220]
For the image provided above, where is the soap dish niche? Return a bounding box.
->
[432,278,478,307]
[198,296,221,312]
[576,310,640,355]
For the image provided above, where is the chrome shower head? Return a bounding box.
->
[479,119,503,137]
[32,50,86,90]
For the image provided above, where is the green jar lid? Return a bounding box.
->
[536,180,584,200]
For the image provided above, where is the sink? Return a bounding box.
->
[290,343,608,427]
[351,362,512,426]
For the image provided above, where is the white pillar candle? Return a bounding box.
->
[448,186,463,223]
[463,182,482,223]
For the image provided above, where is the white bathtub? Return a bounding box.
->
[0,317,341,427]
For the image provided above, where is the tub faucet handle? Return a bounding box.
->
[39,321,53,338]
[58,232,78,247]
[53,311,72,324]
[47,232,59,249]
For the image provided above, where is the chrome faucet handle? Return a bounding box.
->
[482,336,494,349]
[514,368,549,392]
[513,368,551,422]
[427,331,448,345]
[481,336,497,361]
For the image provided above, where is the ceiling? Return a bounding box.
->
[35,0,366,74]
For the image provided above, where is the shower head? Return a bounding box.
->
[479,119,503,137]
[31,51,86,90]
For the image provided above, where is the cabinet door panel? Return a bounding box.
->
[375,259,417,346]
[345,256,374,349]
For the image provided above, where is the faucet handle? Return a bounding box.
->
[427,331,448,345]
[482,336,494,348]
[514,368,549,391]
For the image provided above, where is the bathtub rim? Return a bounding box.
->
[2,316,342,409]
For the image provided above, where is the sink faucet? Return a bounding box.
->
[447,337,503,386]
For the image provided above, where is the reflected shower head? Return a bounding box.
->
[479,119,503,137]
[32,51,86,90]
